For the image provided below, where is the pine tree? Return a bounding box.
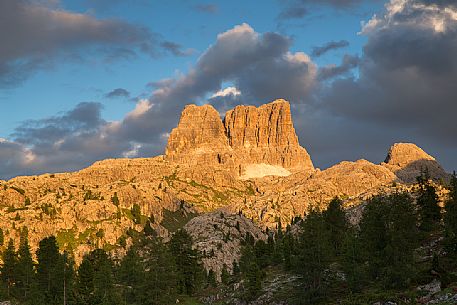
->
[297,209,332,302]
[169,229,204,295]
[91,249,119,304]
[282,233,293,270]
[444,172,457,255]
[232,260,240,280]
[417,170,441,231]
[16,228,35,300]
[141,235,178,305]
[36,236,70,304]
[59,251,75,305]
[239,245,262,301]
[359,193,419,288]
[207,269,217,288]
[75,255,94,305]
[341,229,366,292]
[1,239,17,299]
[131,203,142,224]
[254,240,271,268]
[221,264,230,285]
[323,197,349,256]
[118,245,144,303]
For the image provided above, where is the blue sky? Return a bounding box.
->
[1,0,456,178]
[0,0,380,134]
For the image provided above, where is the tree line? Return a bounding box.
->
[237,171,457,303]
[1,171,456,304]
[0,227,208,304]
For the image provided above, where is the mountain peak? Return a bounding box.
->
[165,99,314,178]
[383,142,448,183]
[384,143,435,166]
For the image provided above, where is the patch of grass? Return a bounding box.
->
[177,296,204,305]
[10,186,25,195]
[6,206,28,213]
[246,185,256,196]
[56,229,77,250]
[40,203,57,217]
[160,208,197,233]
[78,227,97,244]
[164,172,178,187]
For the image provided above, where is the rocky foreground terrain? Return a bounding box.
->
[0,99,450,266]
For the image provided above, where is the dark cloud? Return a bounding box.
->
[314,0,457,170]
[114,23,316,146]
[193,4,218,14]
[278,6,308,20]
[299,0,363,8]
[0,0,187,87]
[13,102,106,146]
[105,88,130,99]
[311,40,350,57]
[278,0,364,20]
[1,102,132,178]
[417,0,457,8]
[0,139,34,179]
[160,41,195,57]
[317,54,359,80]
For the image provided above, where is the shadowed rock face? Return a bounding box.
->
[165,99,314,178]
[382,143,449,183]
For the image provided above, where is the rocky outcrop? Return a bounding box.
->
[184,211,266,279]
[224,100,314,174]
[165,99,314,178]
[382,143,449,183]
[165,104,234,167]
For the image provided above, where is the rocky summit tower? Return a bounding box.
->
[165,99,314,179]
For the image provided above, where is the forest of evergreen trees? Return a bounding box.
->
[0,172,456,305]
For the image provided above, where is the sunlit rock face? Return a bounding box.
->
[165,104,234,167]
[165,99,314,179]
[382,143,449,183]
[224,99,314,175]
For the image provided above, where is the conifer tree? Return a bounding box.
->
[141,235,178,305]
[207,269,217,288]
[444,172,457,254]
[239,245,262,301]
[75,256,94,305]
[221,264,230,285]
[359,193,418,288]
[36,236,72,305]
[341,229,366,292]
[169,229,204,295]
[36,236,60,303]
[16,228,34,299]
[282,233,293,270]
[417,170,441,231]
[1,239,17,298]
[323,197,349,256]
[118,245,144,303]
[297,209,332,302]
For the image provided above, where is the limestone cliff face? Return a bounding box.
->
[165,104,233,167]
[224,100,314,173]
[165,99,313,178]
[382,143,449,183]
